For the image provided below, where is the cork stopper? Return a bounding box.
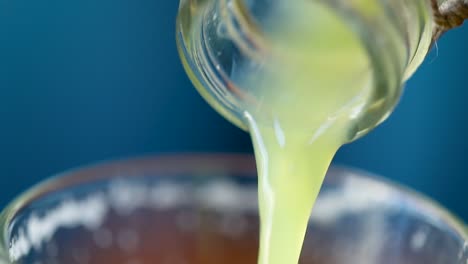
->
[432,0,468,41]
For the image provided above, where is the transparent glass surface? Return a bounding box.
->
[0,155,466,264]
[177,0,434,140]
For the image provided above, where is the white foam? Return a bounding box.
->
[311,175,394,225]
[108,181,148,215]
[150,182,188,209]
[196,179,258,212]
[8,178,257,261]
[9,194,108,261]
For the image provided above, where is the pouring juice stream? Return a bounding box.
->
[239,4,372,263]
[177,0,433,263]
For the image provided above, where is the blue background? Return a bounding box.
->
[0,0,466,220]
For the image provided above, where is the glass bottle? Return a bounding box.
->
[177,0,434,141]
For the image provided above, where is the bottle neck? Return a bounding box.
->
[177,0,434,140]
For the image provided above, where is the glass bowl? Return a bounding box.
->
[0,155,466,264]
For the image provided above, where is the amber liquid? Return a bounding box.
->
[16,206,337,264]
[15,209,257,264]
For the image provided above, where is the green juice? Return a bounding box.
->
[235,2,372,263]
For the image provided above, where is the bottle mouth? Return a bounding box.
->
[177,0,433,141]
